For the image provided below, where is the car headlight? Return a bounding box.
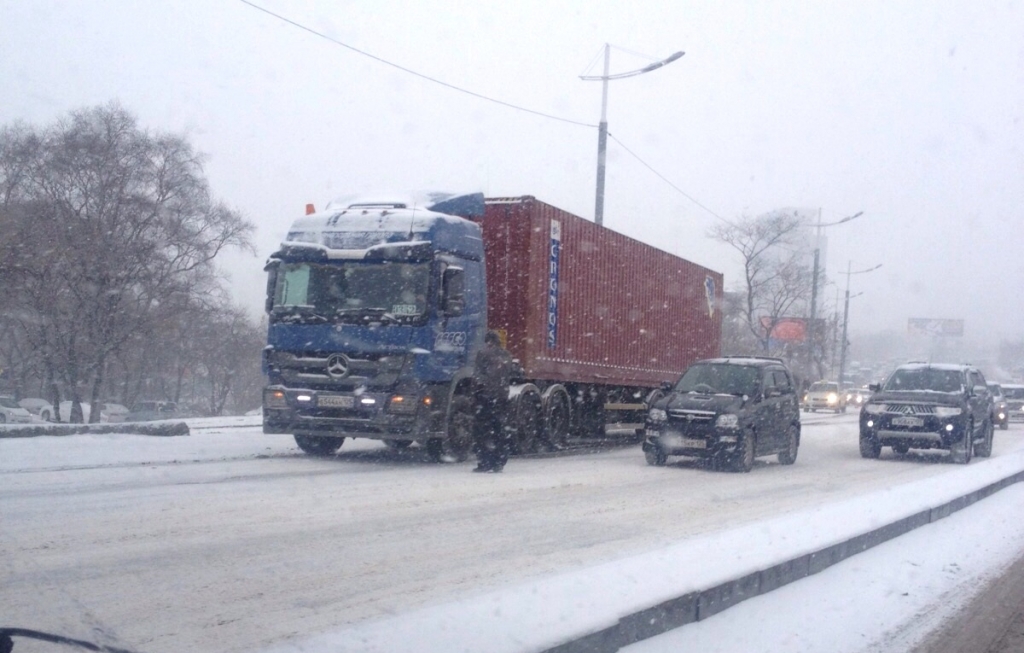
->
[827,392,838,404]
[934,406,963,417]
[716,413,740,429]
[648,408,667,423]
[863,403,886,414]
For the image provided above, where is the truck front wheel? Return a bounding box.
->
[294,434,344,456]
[428,396,474,463]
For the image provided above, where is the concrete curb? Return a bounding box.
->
[0,422,190,438]
[541,468,1024,653]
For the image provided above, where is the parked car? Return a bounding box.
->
[126,400,179,422]
[0,395,34,424]
[99,402,130,422]
[988,383,1009,430]
[1002,383,1024,422]
[18,397,55,421]
[643,356,801,472]
[802,381,847,413]
[859,363,993,463]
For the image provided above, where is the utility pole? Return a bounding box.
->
[594,44,610,227]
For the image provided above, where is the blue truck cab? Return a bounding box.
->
[262,193,487,461]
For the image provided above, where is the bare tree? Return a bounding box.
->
[0,103,255,421]
[709,211,813,366]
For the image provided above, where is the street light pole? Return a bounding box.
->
[594,45,610,227]
[838,262,882,385]
[806,209,864,379]
[581,47,685,227]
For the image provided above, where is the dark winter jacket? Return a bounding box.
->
[472,342,513,407]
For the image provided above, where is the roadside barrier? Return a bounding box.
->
[542,467,1024,653]
[0,422,189,438]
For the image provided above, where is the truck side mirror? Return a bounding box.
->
[442,267,465,317]
[264,262,278,314]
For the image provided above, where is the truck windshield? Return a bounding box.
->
[673,364,760,397]
[884,368,963,393]
[271,261,430,322]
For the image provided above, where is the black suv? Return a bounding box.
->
[859,363,994,463]
[642,357,801,472]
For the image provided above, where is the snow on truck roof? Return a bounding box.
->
[277,192,484,261]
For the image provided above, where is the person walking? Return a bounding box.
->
[471,330,513,472]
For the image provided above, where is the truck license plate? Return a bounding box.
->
[318,395,354,408]
[892,416,923,427]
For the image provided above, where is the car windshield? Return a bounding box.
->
[884,368,964,393]
[4,4,1024,653]
[674,364,760,396]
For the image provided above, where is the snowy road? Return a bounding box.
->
[2,414,1022,653]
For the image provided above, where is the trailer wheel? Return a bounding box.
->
[511,389,543,455]
[428,396,474,463]
[294,434,344,456]
[541,386,571,450]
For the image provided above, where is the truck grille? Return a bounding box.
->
[268,351,398,389]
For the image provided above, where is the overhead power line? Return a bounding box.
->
[606,132,733,226]
[238,0,596,128]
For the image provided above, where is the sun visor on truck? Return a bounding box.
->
[327,191,484,218]
[426,192,485,218]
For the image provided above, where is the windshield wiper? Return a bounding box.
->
[335,308,401,324]
[271,308,329,324]
[0,627,142,653]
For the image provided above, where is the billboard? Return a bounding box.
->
[907,318,964,337]
[761,317,808,342]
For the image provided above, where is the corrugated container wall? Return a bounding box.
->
[481,196,722,389]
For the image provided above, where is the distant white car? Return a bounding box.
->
[802,381,847,413]
[19,397,55,421]
[0,396,34,424]
[56,401,131,423]
[100,402,130,423]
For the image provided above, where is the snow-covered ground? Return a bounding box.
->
[2,414,1023,653]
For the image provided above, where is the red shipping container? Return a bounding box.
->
[481,196,722,389]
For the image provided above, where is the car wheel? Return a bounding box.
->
[644,445,667,466]
[859,432,881,459]
[892,443,910,455]
[731,431,755,473]
[778,424,799,465]
[294,434,345,456]
[40,409,51,422]
[949,421,973,464]
[1000,421,1009,431]
[974,419,994,458]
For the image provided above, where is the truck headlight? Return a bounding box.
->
[387,395,418,414]
[264,389,288,409]
[648,408,667,423]
[716,414,739,429]
[934,406,963,417]
[864,403,886,414]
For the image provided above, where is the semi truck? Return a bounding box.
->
[262,193,722,462]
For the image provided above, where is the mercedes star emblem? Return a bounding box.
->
[326,354,350,379]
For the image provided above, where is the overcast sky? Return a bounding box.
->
[2,0,1022,344]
